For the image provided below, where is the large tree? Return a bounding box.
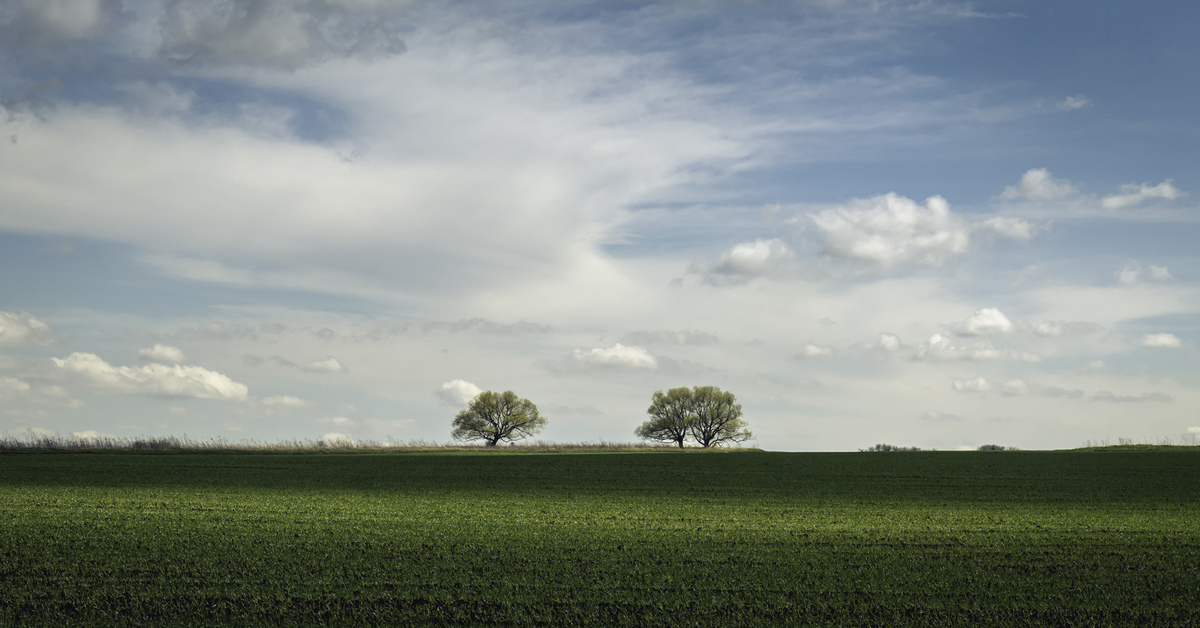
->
[635,385,753,448]
[687,385,752,447]
[635,387,694,448]
[451,390,546,446]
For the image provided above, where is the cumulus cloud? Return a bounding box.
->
[693,239,794,283]
[873,333,903,353]
[51,352,249,400]
[1140,333,1181,348]
[810,193,969,267]
[436,379,482,406]
[260,395,312,408]
[915,334,1040,363]
[955,308,1013,336]
[1033,320,1104,338]
[1116,261,1173,284]
[799,344,833,358]
[0,375,32,399]
[568,343,658,370]
[977,216,1038,241]
[952,377,990,393]
[1101,180,1183,210]
[303,356,346,373]
[137,344,187,363]
[1054,95,1092,112]
[1091,391,1172,403]
[999,168,1077,202]
[0,311,56,346]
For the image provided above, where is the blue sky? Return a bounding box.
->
[1,0,1197,450]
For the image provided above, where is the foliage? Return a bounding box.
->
[635,385,753,448]
[635,387,694,448]
[687,386,752,447]
[2,450,1199,626]
[978,444,1016,451]
[451,390,546,446]
[861,443,922,452]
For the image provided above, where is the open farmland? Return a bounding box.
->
[2,448,1199,626]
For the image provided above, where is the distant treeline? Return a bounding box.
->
[0,433,694,452]
[861,443,1018,452]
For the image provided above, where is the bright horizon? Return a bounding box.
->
[1,0,1198,451]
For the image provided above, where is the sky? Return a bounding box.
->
[1,0,1198,451]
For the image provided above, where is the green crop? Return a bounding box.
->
[2,450,1198,626]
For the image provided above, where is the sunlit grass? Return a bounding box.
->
[2,450,1198,625]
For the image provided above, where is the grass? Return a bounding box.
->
[2,449,1199,626]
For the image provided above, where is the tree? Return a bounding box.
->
[635,387,694,448]
[451,390,546,446]
[634,385,753,448]
[687,385,752,448]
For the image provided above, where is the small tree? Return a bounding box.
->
[688,385,752,447]
[451,390,546,446]
[636,387,694,448]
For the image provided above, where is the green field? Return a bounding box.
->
[2,448,1199,626]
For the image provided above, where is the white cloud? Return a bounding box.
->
[137,344,187,363]
[303,356,346,373]
[1140,333,1181,348]
[1091,391,1172,403]
[1148,265,1173,281]
[318,416,355,427]
[799,344,833,358]
[977,216,1038,240]
[156,0,407,69]
[874,333,903,353]
[999,380,1084,399]
[1034,321,1062,337]
[50,352,249,400]
[1116,261,1173,285]
[810,193,969,267]
[1054,95,1092,112]
[436,379,482,406]
[260,395,312,408]
[915,333,1040,363]
[1115,262,1141,284]
[0,376,32,399]
[320,432,354,446]
[1001,379,1028,396]
[0,311,56,346]
[701,238,794,280]
[1101,180,1183,210]
[952,377,990,393]
[569,343,658,370]
[999,168,1077,201]
[955,308,1013,336]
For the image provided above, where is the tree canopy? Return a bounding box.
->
[451,390,546,446]
[635,387,694,448]
[635,385,752,448]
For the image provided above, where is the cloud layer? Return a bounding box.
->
[51,352,249,400]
